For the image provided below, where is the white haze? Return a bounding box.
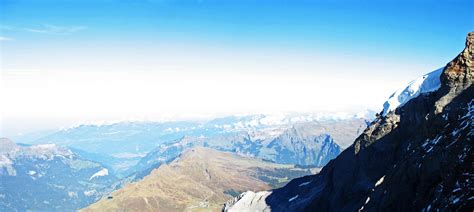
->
[1,68,413,137]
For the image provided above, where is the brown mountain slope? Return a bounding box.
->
[83,147,314,211]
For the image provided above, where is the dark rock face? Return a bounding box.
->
[228,32,474,211]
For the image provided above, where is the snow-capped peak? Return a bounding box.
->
[382,68,444,116]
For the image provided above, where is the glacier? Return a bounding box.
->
[382,67,444,116]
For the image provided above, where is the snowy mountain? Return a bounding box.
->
[25,113,373,155]
[224,32,474,211]
[0,138,117,211]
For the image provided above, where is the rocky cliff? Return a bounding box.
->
[224,32,474,211]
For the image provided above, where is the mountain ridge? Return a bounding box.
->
[224,32,474,211]
[83,147,315,211]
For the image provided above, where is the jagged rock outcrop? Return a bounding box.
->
[261,128,341,167]
[224,32,474,211]
[435,32,474,114]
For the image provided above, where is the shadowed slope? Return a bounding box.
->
[225,32,474,211]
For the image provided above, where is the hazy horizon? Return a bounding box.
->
[1,0,473,136]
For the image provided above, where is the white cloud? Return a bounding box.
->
[24,24,86,35]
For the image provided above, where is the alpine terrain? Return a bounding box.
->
[83,147,316,211]
[0,138,117,211]
[224,32,474,211]
[0,115,367,211]
[15,115,368,177]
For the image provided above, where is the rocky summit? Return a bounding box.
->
[224,32,474,211]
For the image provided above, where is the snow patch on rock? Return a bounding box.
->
[0,155,13,167]
[223,191,272,212]
[299,180,312,187]
[288,195,299,202]
[84,190,97,196]
[375,175,385,187]
[89,168,108,180]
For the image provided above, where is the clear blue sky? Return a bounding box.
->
[1,0,473,135]
[2,0,473,62]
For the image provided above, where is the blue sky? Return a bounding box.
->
[2,0,472,56]
[2,0,473,73]
[1,0,473,135]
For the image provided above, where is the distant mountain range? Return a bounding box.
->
[125,117,370,180]
[14,113,370,177]
[1,113,370,211]
[20,113,373,155]
[224,32,474,211]
[0,138,117,211]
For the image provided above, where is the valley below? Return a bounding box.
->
[84,147,317,211]
[0,114,369,211]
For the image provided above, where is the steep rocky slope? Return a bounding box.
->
[84,147,315,211]
[225,32,474,211]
